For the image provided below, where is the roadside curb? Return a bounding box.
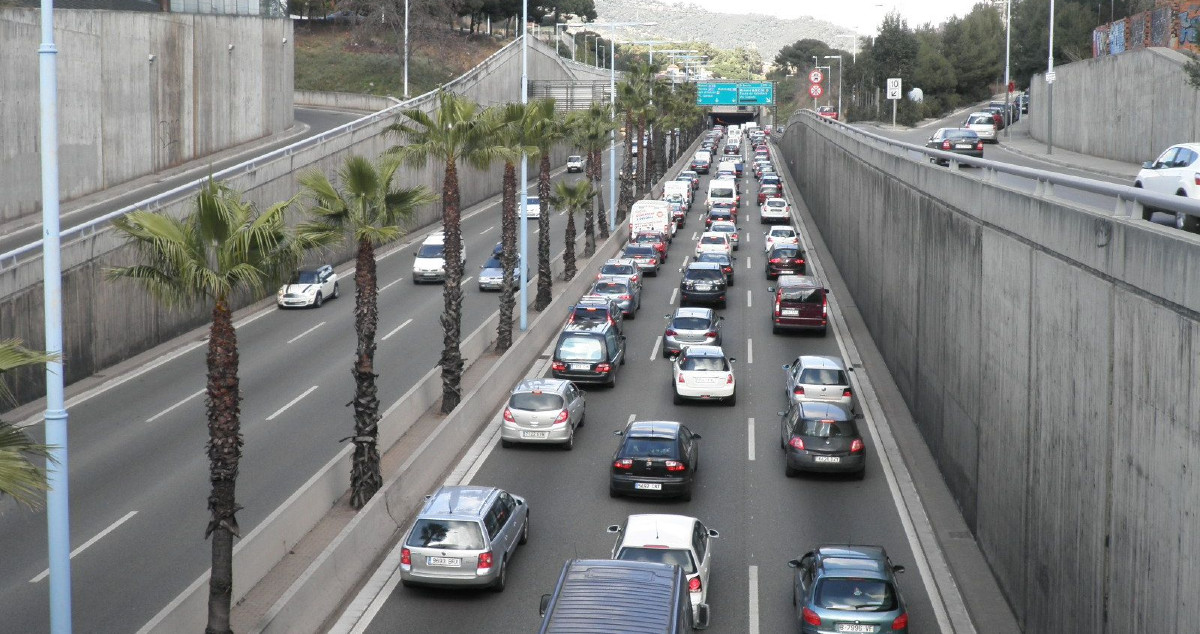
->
[996,136,1137,181]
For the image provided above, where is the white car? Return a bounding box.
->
[523,196,542,219]
[694,232,732,258]
[566,155,584,173]
[1134,142,1200,231]
[760,197,791,224]
[672,345,736,405]
[608,514,720,624]
[764,226,800,254]
[412,232,465,284]
[964,112,997,142]
[277,264,339,308]
[708,220,740,251]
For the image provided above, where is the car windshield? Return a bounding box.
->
[710,187,735,198]
[509,391,565,411]
[618,436,679,459]
[799,368,848,385]
[780,287,823,303]
[526,197,539,206]
[672,316,712,330]
[700,236,727,245]
[416,244,444,258]
[680,355,729,371]
[593,282,628,294]
[685,268,725,282]
[557,336,604,361]
[616,547,697,574]
[711,225,735,233]
[568,156,581,161]
[798,418,857,438]
[601,264,636,276]
[814,578,899,612]
[290,271,320,284]
[405,519,485,550]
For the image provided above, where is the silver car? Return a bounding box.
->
[782,355,856,414]
[662,307,723,358]
[478,254,530,291]
[590,277,640,318]
[501,378,586,449]
[596,258,644,293]
[399,485,529,591]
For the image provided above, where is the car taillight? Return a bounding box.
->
[503,407,515,422]
[843,387,853,398]
[401,547,411,566]
[851,438,864,453]
[619,294,632,300]
[770,258,781,263]
[688,576,702,593]
[596,363,611,373]
[802,606,821,626]
[731,234,738,240]
[976,141,984,151]
[631,275,639,282]
[705,330,718,338]
[552,361,566,371]
[774,301,781,316]
[477,551,493,572]
[793,385,805,395]
[553,410,569,425]
[665,460,686,472]
[822,296,828,317]
[789,437,806,451]
[892,612,908,630]
[798,259,805,265]
[677,372,686,383]
[613,458,633,469]
[941,140,951,150]
[726,373,734,384]
[665,328,677,336]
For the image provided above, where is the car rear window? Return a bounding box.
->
[624,246,655,257]
[814,578,898,612]
[799,368,848,385]
[711,225,735,234]
[780,286,821,303]
[557,335,604,361]
[770,230,797,239]
[772,247,800,259]
[944,129,976,140]
[672,316,711,330]
[593,281,628,294]
[406,519,485,550]
[710,187,735,198]
[766,200,786,208]
[798,418,857,437]
[616,547,697,574]
[601,264,636,276]
[526,197,539,206]
[509,392,565,411]
[700,236,727,245]
[680,356,729,371]
[685,268,725,282]
[618,437,680,459]
[696,254,730,266]
[968,115,993,125]
[482,257,503,269]
[416,244,444,258]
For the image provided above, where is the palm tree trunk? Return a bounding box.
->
[349,237,383,509]
[637,116,648,195]
[563,209,577,281]
[440,158,465,414]
[645,124,656,192]
[535,154,554,310]
[205,298,242,634]
[619,111,635,223]
[582,151,597,257]
[593,148,609,241]
[497,162,517,352]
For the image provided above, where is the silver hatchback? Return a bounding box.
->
[782,355,856,414]
[400,486,529,591]
[662,307,723,358]
[590,277,640,317]
[501,378,586,449]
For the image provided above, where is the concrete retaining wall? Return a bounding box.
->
[778,112,1200,632]
[293,90,399,113]
[1028,47,1199,164]
[0,9,294,225]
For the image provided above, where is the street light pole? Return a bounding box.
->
[519,0,528,330]
[403,0,409,98]
[1003,0,1011,137]
[609,37,617,232]
[824,55,842,118]
[1047,0,1055,155]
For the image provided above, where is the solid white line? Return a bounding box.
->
[286,321,326,345]
[379,277,403,292]
[748,564,760,634]
[746,289,752,307]
[381,318,413,341]
[265,385,318,421]
[480,225,494,234]
[669,288,679,305]
[145,388,204,423]
[650,335,662,362]
[747,417,756,461]
[30,511,138,583]
[747,338,754,364]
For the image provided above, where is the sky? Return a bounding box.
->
[660,0,979,33]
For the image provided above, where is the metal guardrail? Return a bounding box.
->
[800,110,1200,222]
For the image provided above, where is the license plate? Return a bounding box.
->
[778,269,795,274]
[570,363,591,371]
[634,482,662,491]
[815,456,842,463]
[836,625,874,633]
[521,431,549,439]
[696,284,712,291]
[427,557,461,567]
[781,308,799,316]
[955,144,974,149]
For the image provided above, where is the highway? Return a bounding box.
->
[0,154,613,632]
[350,151,950,633]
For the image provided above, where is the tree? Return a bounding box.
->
[774,38,834,76]
[388,91,506,414]
[942,6,1003,101]
[567,103,614,255]
[296,155,433,509]
[107,179,309,634]
[871,12,920,85]
[522,98,568,308]
[0,340,55,510]
[551,179,594,281]
[485,103,535,350]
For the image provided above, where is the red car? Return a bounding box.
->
[631,231,668,260]
[758,184,780,206]
[817,106,839,120]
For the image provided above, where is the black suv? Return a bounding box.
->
[567,296,624,335]
[765,245,806,279]
[552,322,627,387]
[680,262,728,309]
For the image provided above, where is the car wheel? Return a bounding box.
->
[680,486,692,502]
[729,276,735,287]
[563,429,574,451]
[626,310,636,321]
[313,292,323,308]
[854,466,866,481]
[772,322,781,335]
[726,392,736,407]
[490,559,507,592]
[1178,210,1200,232]
[401,579,415,588]
[785,464,798,478]
[673,389,683,405]
[609,486,620,498]
[501,439,515,449]
[332,282,340,299]
[519,516,529,544]
[818,326,827,338]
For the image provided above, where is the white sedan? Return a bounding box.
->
[277,264,339,308]
[609,514,720,625]
[523,196,542,219]
[763,226,800,254]
[708,220,740,251]
[694,232,732,258]
[760,197,791,223]
[672,344,736,405]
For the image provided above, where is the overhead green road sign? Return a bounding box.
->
[695,81,775,106]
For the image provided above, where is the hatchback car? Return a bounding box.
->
[963,112,997,142]
[695,233,732,258]
[596,258,642,290]
[760,173,782,191]
[694,252,734,286]
[926,128,983,165]
[662,307,723,358]
[817,105,839,120]
[764,226,800,253]
[680,262,729,308]
[567,295,624,332]
[566,155,584,173]
[765,245,806,279]
[523,196,542,219]
[277,264,339,308]
[590,277,640,318]
[1134,142,1200,231]
[788,545,909,633]
[552,321,626,387]
[705,207,736,229]
[631,231,669,260]
[760,197,791,224]
[780,401,865,478]
[757,184,781,206]
[609,421,701,501]
[783,354,856,413]
[501,378,586,449]
[769,275,828,335]
[622,244,662,276]
[478,254,529,291]
[400,486,529,591]
[672,345,736,406]
[679,170,700,190]
[608,515,720,624]
[707,220,740,251]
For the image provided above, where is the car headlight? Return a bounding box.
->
[277,288,285,297]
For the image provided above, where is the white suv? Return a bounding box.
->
[566,155,584,173]
[1134,143,1200,231]
[412,232,464,284]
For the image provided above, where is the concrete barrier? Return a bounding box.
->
[294,91,399,113]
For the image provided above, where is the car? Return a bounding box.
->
[670,200,688,226]
[622,244,662,276]
[760,197,791,224]
[478,254,530,291]
[399,485,529,591]
[690,157,710,174]
[707,220,740,251]
[609,420,701,500]
[757,184,780,206]
[679,261,729,308]
[501,378,586,449]
[816,105,839,120]
[984,106,1005,130]
[567,295,624,334]
[566,155,584,173]
[276,264,339,308]
[926,128,984,165]
[552,321,626,387]
[764,225,800,253]
[590,277,640,318]
[631,231,669,260]
[753,160,772,179]
[672,345,736,406]
[412,232,464,283]
[523,196,542,219]
[769,275,828,335]
[679,170,700,190]
[538,559,708,632]
[607,515,720,625]
[760,173,782,191]
[1134,142,1200,231]
[1019,93,1029,114]
[596,258,642,290]
[694,252,734,286]
[705,207,736,229]
[780,401,865,478]
[694,233,732,259]
[788,545,909,633]
[783,354,856,413]
[765,245,806,280]
[963,112,997,143]
[662,307,723,358]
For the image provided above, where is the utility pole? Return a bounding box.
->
[1003,0,1011,137]
[1047,0,1055,155]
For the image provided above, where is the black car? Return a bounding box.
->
[705,208,735,229]
[780,401,865,478]
[690,158,710,174]
[926,128,983,166]
[680,262,728,308]
[552,322,626,387]
[765,245,806,280]
[609,420,701,501]
[567,296,624,334]
[694,252,734,286]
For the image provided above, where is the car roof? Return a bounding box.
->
[797,401,853,420]
[681,345,725,357]
[777,274,819,287]
[421,486,497,519]
[673,307,714,319]
[687,262,723,271]
[796,355,846,370]
[575,295,616,307]
[626,420,683,438]
[816,544,891,578]
[603,258,639,268]
[594,277,630,286]
[620,514,700,548]
[710,220,736,228]
[421,232,446,245]
[765,197,787,204]
[513,377,572,395]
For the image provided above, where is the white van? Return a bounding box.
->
[707,180,738,210]
[412,232,464,284]
[629,200,675,236]
[663,181,692,208]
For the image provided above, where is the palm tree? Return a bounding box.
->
[0,340,55,510]
[567,104,615,249]
[296,155,433,509]
[616,80,640,222]
[388,90,506,414]
[551,179,594,282]
[486,103,534,351]
[523,98,567,310]
[107,179,308,634]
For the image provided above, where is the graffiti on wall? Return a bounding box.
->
[1129,14,1146,49]
[1092,1,1200,56]
[1094,26,1109,57]
[1182,4,1200,52]
[1150,6,1171,46]
[1110,21,1127,53]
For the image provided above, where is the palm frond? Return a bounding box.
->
[0,421,53,510]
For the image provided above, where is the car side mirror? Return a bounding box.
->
[613,430,624,436]
[767,286,775,293]
[695,603,710,629]
[708,529,720,538]
[691,433,702,440]
[717,316,725,321]
[479,264,484,269]
[787,559,802,568]
[1142,161,1155,169]
[607,524,621,533]
[539,594,551,616]
[729,358,736,363]
[893,564,906,574]
[777,411,786,417]
[781,364,790,370]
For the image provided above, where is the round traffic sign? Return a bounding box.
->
[809,83,824,98]
[808,69,824,85]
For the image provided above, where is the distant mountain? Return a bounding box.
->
[591,0,854,63]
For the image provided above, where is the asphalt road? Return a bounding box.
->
[357,158,945,633]
[0,156,612,633]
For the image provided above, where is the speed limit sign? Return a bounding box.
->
[809,83,824,98]
[808,69,824,85]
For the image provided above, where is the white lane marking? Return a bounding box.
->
[480,225,494,234]
[669,288,679,305]
[381,318,414,342]
[681,256,691,268]
[748,564,760,634]
[746,290,752,307]
[462,276,473,284]
[286,321,326,345]
[379,278,403,292]
[145,389,205,423]
[747,417,756,461]
[747,338,754,364]
[265,385,319,421]
[746,255,752,269]
[30,511,138,583]
[650,335,662,362]
[627,413,636,425]
[691,231,698,240]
